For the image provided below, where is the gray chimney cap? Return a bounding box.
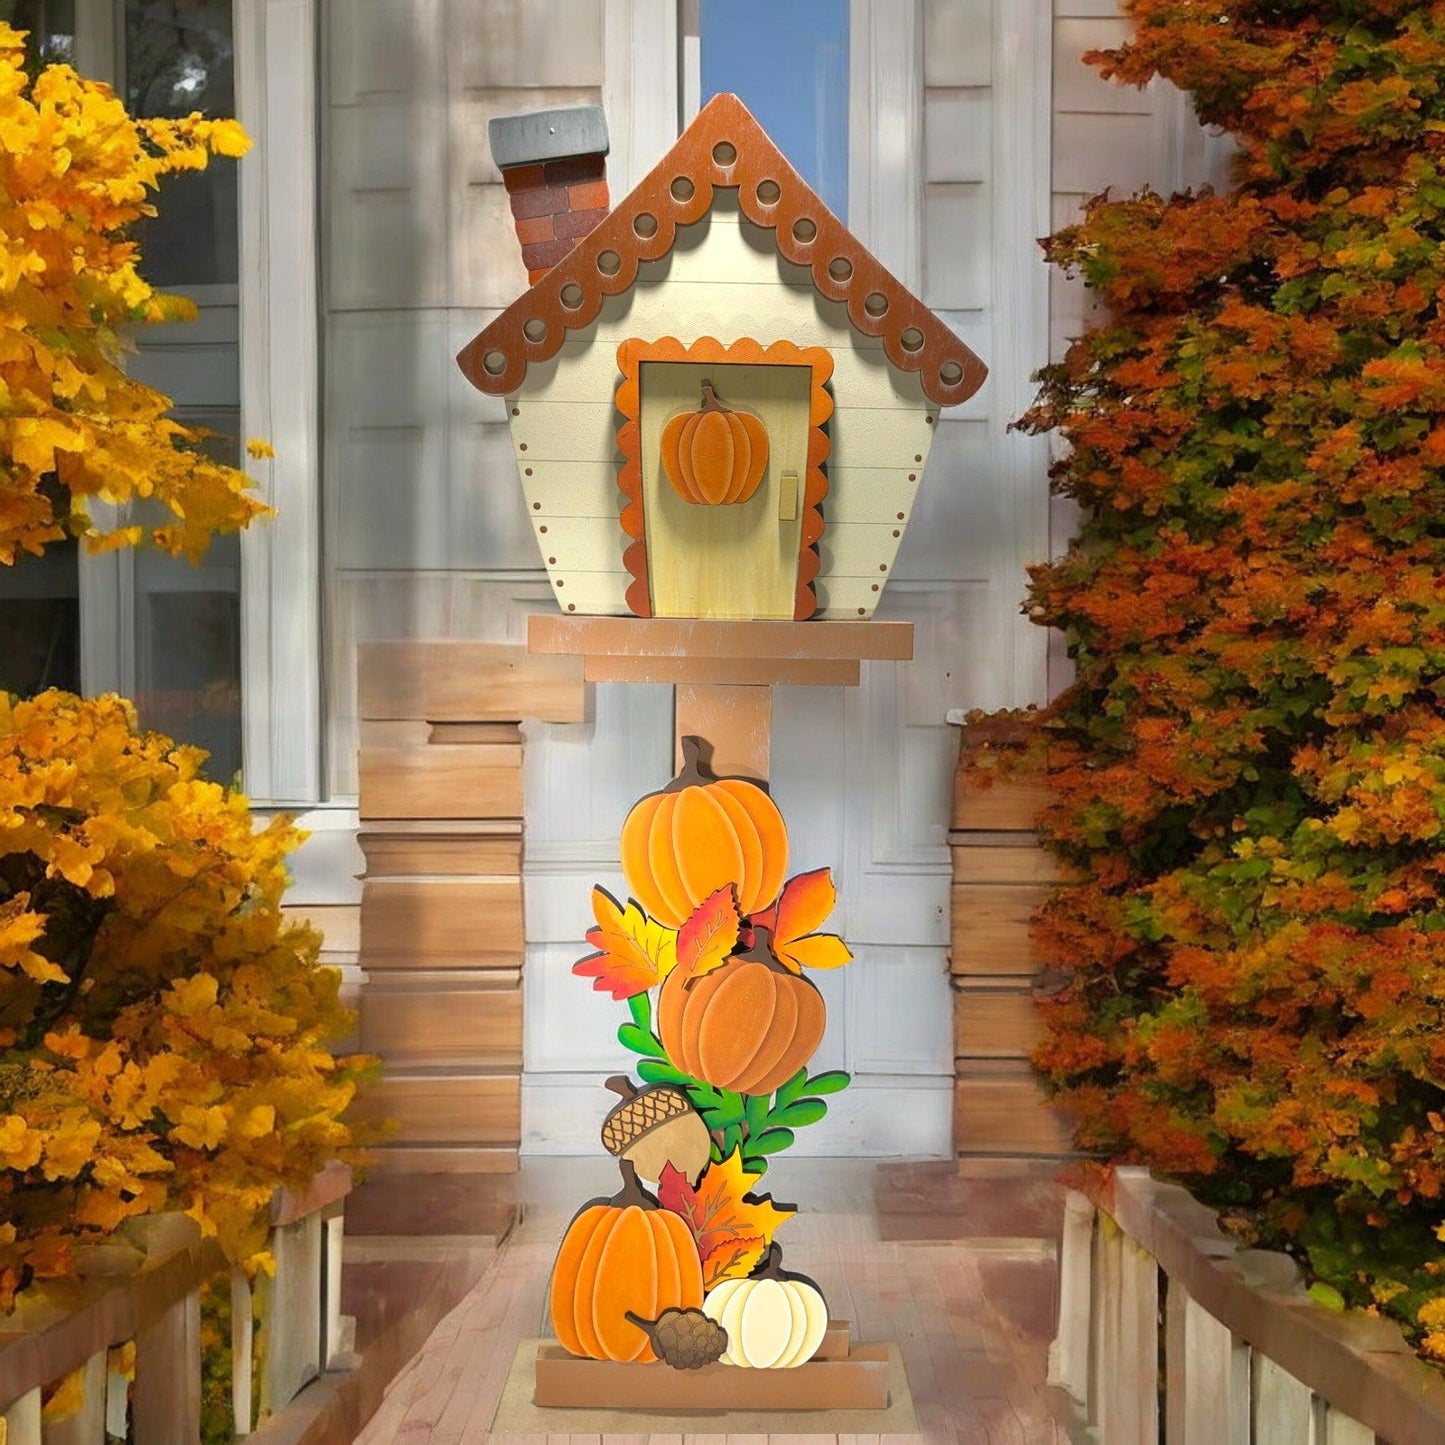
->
[489,105,610,171]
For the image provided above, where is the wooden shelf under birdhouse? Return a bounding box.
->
[533,1320,891,1410]
[527,615,914,685]
[528,615,915,780]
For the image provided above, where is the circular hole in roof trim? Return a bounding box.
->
[560,282,584,309]
[598,250,622,276]
[828,257,853,282]
[523,318,547,343]
[756,179,781,205]
[670,176,694,202]
[713,140,737,166]
[634,212,658,239]
[792,217,817,244]
[864,292,888,318]
[482,350,506,375]
[940,360,964,386]
[900,326,925,352]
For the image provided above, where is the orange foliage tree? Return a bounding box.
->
[1016,0,1445,1349]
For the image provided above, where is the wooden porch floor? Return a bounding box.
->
[350,1158,1071,1445]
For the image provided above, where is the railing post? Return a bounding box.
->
[1048,1190,1095,1408]
[1091,1211,1123,1441]
[1118,1233,1159,1445]
[231,1270,254,1437]
[1253,1353,1313,1444]
[40,1350,107,1445]
[131,1285,201,1445]
[1171,1291,1249,1445]
[257,1212,323,1417]
[323,1214,346,1369]
[1321,1404,1375,1444]
[2,1386,42,1445]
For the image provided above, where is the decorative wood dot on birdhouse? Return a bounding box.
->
[457,92,987,621]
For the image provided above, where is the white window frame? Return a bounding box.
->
[71,0,321,808]
[235,0,322,807]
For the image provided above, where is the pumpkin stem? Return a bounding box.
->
[604,1075,639,1101]
[611,1156,656,1210]
[698,379,724,413]
[754,1242,786,1280]
[664,735,715,792]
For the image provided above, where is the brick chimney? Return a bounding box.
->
[490,105,610,285]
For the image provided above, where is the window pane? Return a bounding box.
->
[130,411,243,783]
[126,0,238,286]
[0,539,81,698]
[700,0,849,221]
[0,0,75,72]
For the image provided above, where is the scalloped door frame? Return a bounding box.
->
[615,337,833,620]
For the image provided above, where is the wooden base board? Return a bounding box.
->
[533,1340,891,1410]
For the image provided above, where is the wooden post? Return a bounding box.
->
[1322,1407,1375,1445]
[231,1270,253,1436]
[42,1350,107,1445]
[1174,1291,1249,1445]
[1048,1190,1095,1406]
[674,683,772,780]
[258,1213,323,1418]
[132,1286,201,1445]
[1,1386,41,1445]
[1253,1353,1314,1444]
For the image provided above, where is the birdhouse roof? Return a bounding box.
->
[457,93,987,407]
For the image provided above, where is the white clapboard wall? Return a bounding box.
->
[313,0,1225,1159]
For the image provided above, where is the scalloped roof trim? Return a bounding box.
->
[457,92,987,408]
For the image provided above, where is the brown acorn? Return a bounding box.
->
[600,1075,712,1185]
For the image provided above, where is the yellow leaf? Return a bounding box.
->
[572,887,677,999]
[42,1367,86,1422]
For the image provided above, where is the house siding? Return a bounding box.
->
[302,0,1231,1160]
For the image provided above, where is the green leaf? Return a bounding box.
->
[721,1122,744,1159]
[746,1126,795,1156]
[741,1154,770,1178]
[617,1023,658,1055]
[772,1097,828,1130]
[627,992,653,1033]
[635,1057,689,1085]
[804,1069,850,1096]
[744,1092,771,1138]
[699,1096,746,1130]
[1308,1282,1346,1313]
[775,1068,810,1109]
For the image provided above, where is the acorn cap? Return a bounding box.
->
[600,1076,696,1156]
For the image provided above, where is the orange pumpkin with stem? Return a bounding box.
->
[658,924,826,1096]
[549,1158,705,1361]
[620,736,788,929]
[660,380,769,505]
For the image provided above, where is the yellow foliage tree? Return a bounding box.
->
[0,20,266,562]
[0,30,364,1318]
[0,690,367,1312]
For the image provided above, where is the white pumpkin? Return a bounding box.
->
[702,1249,828,1368]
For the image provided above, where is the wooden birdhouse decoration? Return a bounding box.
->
[457,93,986,621]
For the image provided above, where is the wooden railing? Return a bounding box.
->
[0,1162,352,1444]
[1051,1166,1445,1445]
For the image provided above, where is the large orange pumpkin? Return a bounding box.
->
[549,1160,704,1361]
[658,926,826,1096]
[660,380,769,505]
[621,736,788,928]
